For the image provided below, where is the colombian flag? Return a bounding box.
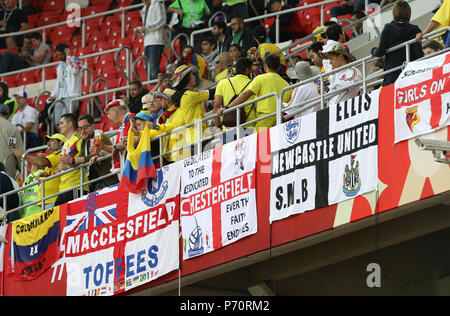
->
[7,207,60,280]
[120,125,157,194]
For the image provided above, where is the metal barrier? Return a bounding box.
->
[275,0,404,60]
[1,25,448,222]
[1,130,119,220]
[0,3,145,45]
[190,0,342,46]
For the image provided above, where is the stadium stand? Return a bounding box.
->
[0,0,449,296]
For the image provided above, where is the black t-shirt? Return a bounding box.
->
[129,88,149,114]
[0,8,28,33]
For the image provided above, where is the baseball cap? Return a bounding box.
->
[104,99,126,112]
[45,133,67,143]
[131,112,152,121]
[13,90,28,98]
[0,103,10,115]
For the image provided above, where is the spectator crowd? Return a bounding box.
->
[0,0,449,223]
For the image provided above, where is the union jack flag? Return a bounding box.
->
[65,205,117,232]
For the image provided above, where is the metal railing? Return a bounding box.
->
[0,3,145,46]
[1,25,448,223]
[1,130,119,221]
[190,0,342,46]
[275,0,404,61]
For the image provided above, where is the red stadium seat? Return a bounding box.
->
[91,0,113,6]
[18,71,39,86]
[86,17,103,31]
[42,0,65,12]
[116,0,133,8]
[77,101,89,116]
[3,75,18,88]
[107,26,123,39]
[264,18,275,29]
[70,36,83,50]
[105,15,120,28]
[37,14,59,27]
[96,54,115,67]
[87,32,106,44]
[115,38,132,49]
[132,45,144,60]
[43,66,57,80]
[85,5,110,16]
[27,13,39,28]
[37,94,51,111]
[77,46,93,58]
[96,42,114,53]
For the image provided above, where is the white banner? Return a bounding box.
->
[180,133,258,260]
[394,51,450,143]
[270,90,380,223]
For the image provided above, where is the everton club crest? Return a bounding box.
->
[141,167,168,207]
[343,155,361,197]
[284,118,301,144]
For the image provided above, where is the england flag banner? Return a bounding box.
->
[55,162,181,296]
[394,51,450,143]
[180,133,258,260]
[269,90,379,223]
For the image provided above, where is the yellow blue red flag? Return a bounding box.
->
[7,207,60,280]
[120,124,157,194]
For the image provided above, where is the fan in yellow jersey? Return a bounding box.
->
[217,54,292,132]
[416,0,450,47]
[54,113,88,206]
[12,133,66,211]
[148,65,215,162]
[214,57,257,138]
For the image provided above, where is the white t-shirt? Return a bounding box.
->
[284,81,320,117]
[327,66,362,108]
[11,105,39,135]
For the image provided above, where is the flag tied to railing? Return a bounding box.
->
[120,125,157,194]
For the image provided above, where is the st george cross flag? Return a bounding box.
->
[180,133,258,260]
[120,125,157,194]
[269,90,379,223]
[58,162,181,296]
[394,51,450,143]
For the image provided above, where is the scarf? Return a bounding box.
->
[158,105,178,124]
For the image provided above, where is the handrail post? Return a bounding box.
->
[196,120,202,155]
[159,137,163,168]
[276,93,282,126]
[237,106,241,140]
[362,59,367,97]
[320,4,324,26]
[82,19,86,48]
[41,179,45,212]
[320,75,325,109]
[275,15,280,43]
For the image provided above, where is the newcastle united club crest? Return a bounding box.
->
[141,167,169,207]
[284,118,301,144]
[343,155,361,197]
